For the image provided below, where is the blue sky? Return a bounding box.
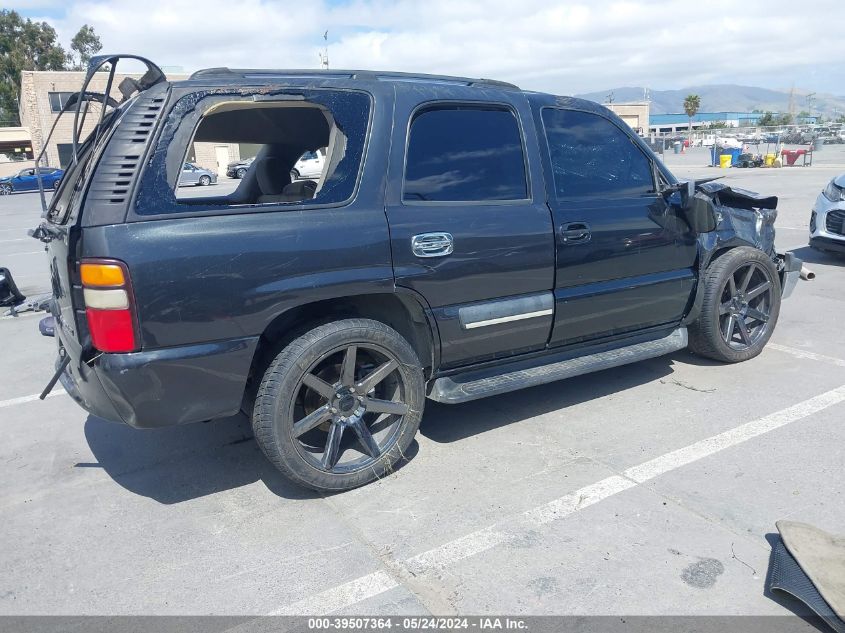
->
[10,0,845,97]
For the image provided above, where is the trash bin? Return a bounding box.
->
[764,153,776,167]
[710,146,719,166]
[719,154,732,169]
[724,147,742,165]
[813,138,823,152]
[673,141,681,154]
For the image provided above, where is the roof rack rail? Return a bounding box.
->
[188,67,519,90]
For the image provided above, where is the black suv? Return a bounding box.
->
[36,55,803,491]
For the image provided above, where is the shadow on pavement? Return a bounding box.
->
[83,345,701,502]
[421,352,680,443]
[83,413,317,503]
[83,411,419,504]
[789,245,844,267]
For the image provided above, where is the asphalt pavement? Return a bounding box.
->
[0,145,843,621]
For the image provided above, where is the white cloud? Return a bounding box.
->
[36,0,845,95]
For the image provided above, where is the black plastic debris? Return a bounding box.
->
[767,522,845,633]
[0,267,25,308]
[39,315,55,337]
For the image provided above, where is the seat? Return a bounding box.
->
[255,156,317,203]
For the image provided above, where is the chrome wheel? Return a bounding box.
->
[0,184,11,195]
[719,261,773,350]
[290,343,409,474]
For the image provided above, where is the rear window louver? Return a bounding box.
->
[83,90,167,226]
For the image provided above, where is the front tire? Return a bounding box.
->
[290,169,299,181]
[252,319,425,492]
[688,247,781,363]
[236,168,246,179]
[0,184,11,195]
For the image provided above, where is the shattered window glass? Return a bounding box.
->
[542,108,654,199]
[135,89,371,214]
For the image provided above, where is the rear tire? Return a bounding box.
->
[198,175,211,186]
[236,168,246,179]
[252,319,425,492]
[0,184,11,195]
[688,247,781,363]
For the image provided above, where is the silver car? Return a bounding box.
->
[178,162,218,186]
[809,173,845,254]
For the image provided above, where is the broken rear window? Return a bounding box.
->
[134,89,371,215]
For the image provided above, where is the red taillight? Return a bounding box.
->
[80,259,139,353]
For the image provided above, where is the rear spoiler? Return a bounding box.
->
[34,54,166,216]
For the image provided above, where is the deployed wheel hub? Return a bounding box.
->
[336,392,358,415]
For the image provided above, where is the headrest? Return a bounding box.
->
[255,156,286,195]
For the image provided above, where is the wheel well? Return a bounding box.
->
[242,293,437,414]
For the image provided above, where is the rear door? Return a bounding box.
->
[385,85,555,369]
[533,102,697,347]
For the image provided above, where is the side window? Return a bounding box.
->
[156,90,371,212]
[404,106,527,202]
[541,108,654,199]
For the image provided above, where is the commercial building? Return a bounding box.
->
[17,70,252,176]
[648,111,819,134]
[0,126,33,177]
[605,102,650,134]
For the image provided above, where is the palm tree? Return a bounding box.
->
[684,94,701,141]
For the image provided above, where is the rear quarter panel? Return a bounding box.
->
[81,81,396,350]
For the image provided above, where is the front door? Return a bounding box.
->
[534,104,698,347]
[385,87,555,369]
[15,169,38,191]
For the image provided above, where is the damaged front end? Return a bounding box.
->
[695,181,806,300]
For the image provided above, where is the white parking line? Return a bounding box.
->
[6,250,44,256]
[270,383,845,615]
[1,311,47,320]
[270,571,397,616]
[768,343,845,368]
[0,389,65,409]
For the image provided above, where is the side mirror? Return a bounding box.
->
[679,180,695,210]
[663,180,717,233]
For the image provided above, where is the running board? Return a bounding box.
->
[428,327,688,404]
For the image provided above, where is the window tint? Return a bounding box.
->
[404,106,527,202]
[541,108,654,199]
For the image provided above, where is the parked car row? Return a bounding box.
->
[227,149,327,181]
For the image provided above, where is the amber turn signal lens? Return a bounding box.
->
[80,263,125,287]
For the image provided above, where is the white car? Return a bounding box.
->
[291,148,326,181]
[810,174,845,254]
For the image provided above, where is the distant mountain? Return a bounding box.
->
[574,84,845,117]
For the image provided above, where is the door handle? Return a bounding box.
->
[411,232,454,258]
[560,222,591,244]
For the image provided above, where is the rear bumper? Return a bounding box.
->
[778,251,803,300]
[56,330,259,428]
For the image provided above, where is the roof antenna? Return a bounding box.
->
[319,30,329,70]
